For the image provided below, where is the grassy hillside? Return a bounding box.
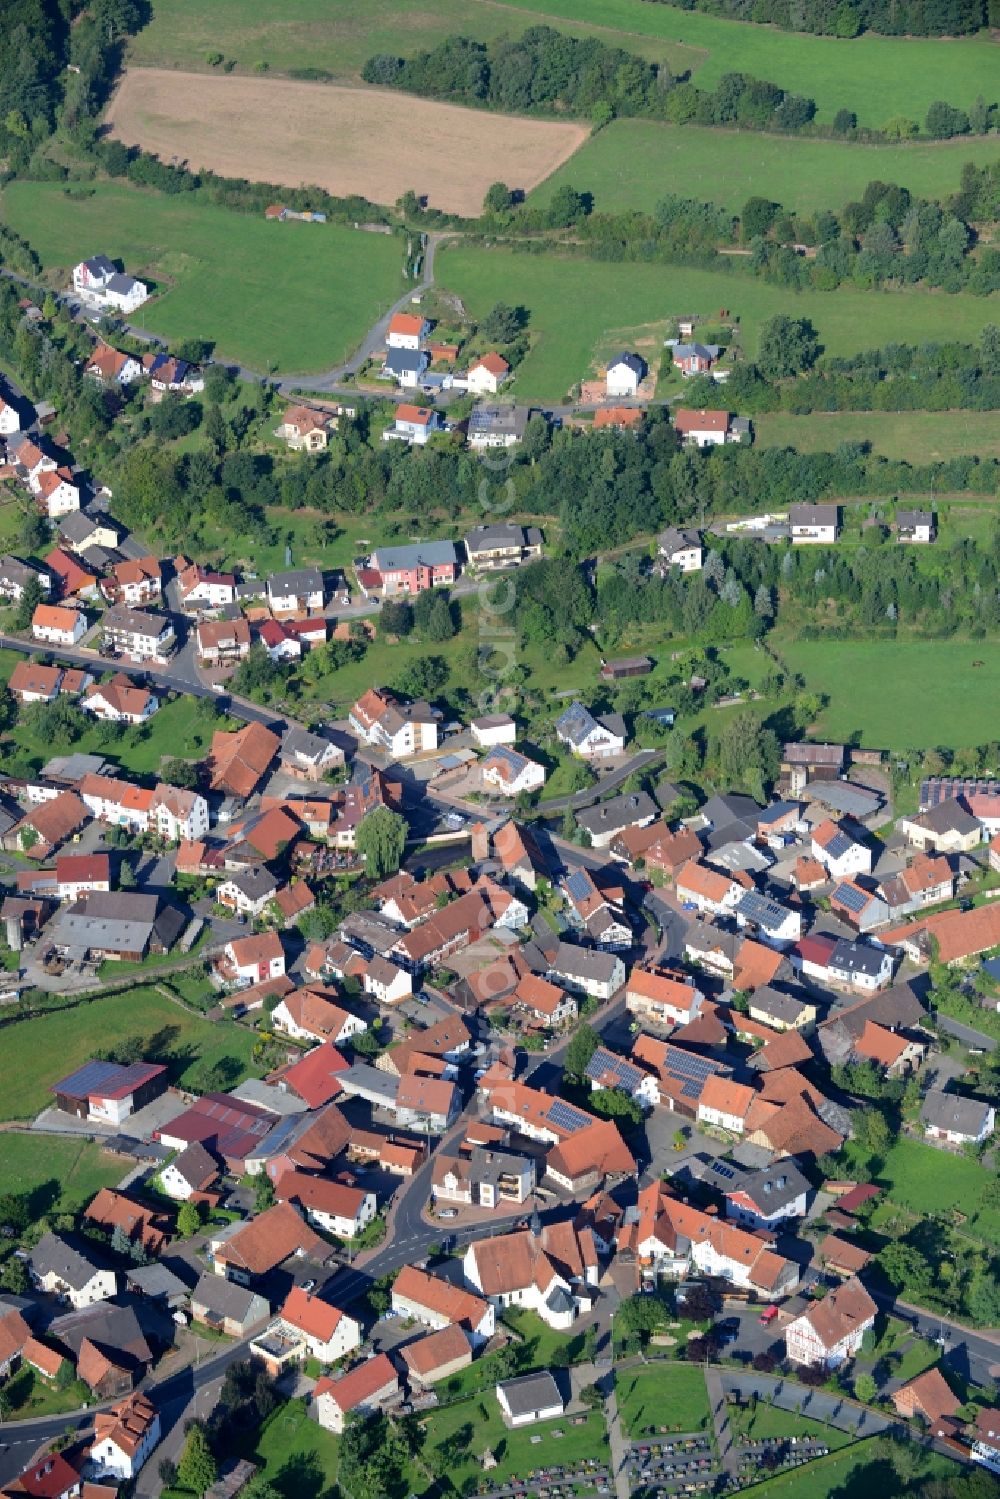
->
[755,410,1000,463]
[437,242,999,401]
[0,179,404,373]
[126,0,699,79]
[531,119,1000,217]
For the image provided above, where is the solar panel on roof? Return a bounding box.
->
[833,883,869,914]
[566,870,592,902]
[711,1160,736,1180]
[681,1080,702,1098]
[546,1099,590,1133]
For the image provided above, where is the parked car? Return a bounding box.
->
[438,1208,458,1220]
[759,1305,779,1325]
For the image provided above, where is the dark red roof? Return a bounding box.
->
[836,1183,881,1214]
[276,1042,348,1108]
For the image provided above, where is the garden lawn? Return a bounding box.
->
[1,986,261,1122]
[755,410,1000,463]
[415,1398,609,1490]
[9,693,229,777]
[502,1307,590,1369]
[531,120,1000,217]
[775,637,1000,751]
[0,180,404,374]
[245,1399,340,1497]
[437,243,998,402]
[494,0,999,126]
[127,0,695,80]
[4,1365,92,1421]
[0,1133,125,1216]
[869,1136,1000,1248]
[616,1362,711,1437]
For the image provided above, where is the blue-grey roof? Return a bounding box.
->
[829,939,887,977]
[384,348,428,374]
[609,352,645,377]
[555,701,598,747]
[585,1046,643,1093]
[371,539,457,571]
[737,890,792,928]
[831,881,872,915]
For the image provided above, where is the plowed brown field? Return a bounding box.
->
[106,69,588,216]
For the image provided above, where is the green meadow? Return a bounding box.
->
[437,242,997,400]
[0,179,404,373]
[532,119,1000,217]
[755,410,1000,463]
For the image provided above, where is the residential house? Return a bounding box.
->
[697,1075,756,1135]
[724,1161,810,1229]
[466,352,511,394]
[626,968,703,1028]
[735,889,802,947]
[920,1088,995,1146]
[104,556,161,608]
[382,404,442,445]
[386,312,429,349]
[672,341,721,376]
[480,745,545,799]
[190,1275,269,1337]
[277,1173,376,1239]
[586,1046,658,1110]
[272,987,364,1045]
[896,509,936,543]
[383,346,429,386]
[0,394,21,435]
[73,255,118,295]
[789,503,840,544]
[208,722,280,798]
[0,554,51,603]
[159,1142,220,1202]
[90,1393,160,1481]
[897,798,983,853]
[217,866,279,919]
[881,903,1000,967]
[812,820,871,878]
[971,1409,1000,1474]
[254,1287,361,1370]
[314,1354,401,1434]
[85,344,142,386]
[392,1264,495,1344]
[433,1147,536,1211]
[555,701,626,761]
[274,406,330,452]
[83,678,158,724]
[606,352,646,397]
[220,932,286,985]
[829,880,888,933]
[467,405,531,450]
[673,408,732,447]
[280,727,344,780]
[470,711,518,746]
[267,568,324,616]
[878,854,953,920]
[31,603,85,646]
[211,1202,330,1286]
[29,1234,116,1308]
[464,525,542,572]
[656,526,703,572]
[349,688,438,758]
[549,942,625,1000]
[784,1277,877,1368]
[827,938,894,993]
[512,972,577,1028]
[101,605,175,664]
[35,468,80,519]
[675,860,740,916]
[366,541,458,596]
[464,1223,599,1330]
[576,791,657,850]
[3,1454,81,1499]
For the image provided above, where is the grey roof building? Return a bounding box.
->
[576,791,658,841]
[51,891,185,960]
[549,942,622,987]
[224,867,279,904]
[267,567,323,599]
[921,1089,995,1141]
[383,347,429,377]
[497,1370,565,1423]
[370,540,457,571]
[749,985,814,1030]
[467,405,531,443]
[30,1233,111,1292]
[191,1273,270,1332]
[726,1160,810,1220]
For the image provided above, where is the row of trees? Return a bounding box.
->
[647,0,992,37]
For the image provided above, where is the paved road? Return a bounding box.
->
[936,1014,998,1052]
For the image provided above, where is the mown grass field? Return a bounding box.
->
[868,1137,1000,1247]
[495,0,1000,126]
[755,410,1000,463]
[126,0,1000,128]
[0,179,404,373]
[617,1363,711,1436]
[3,986,260,1122]
[776,637,1000,750]
[0,1134,125,1216]
[438,243,998,401]
[126,0,698,78]
[531,119,1000,217]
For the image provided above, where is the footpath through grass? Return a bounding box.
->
[532,120,1000,218]
[438,243,999,402]
[0,179,404,373]
[2,985,260,1122]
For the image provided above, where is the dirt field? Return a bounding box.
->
[105,69,589,215]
